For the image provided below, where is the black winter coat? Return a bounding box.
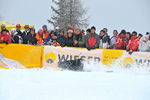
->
[22,31,30,44]
[13,31,23,44]
[57,35,67,47]
[99,35,110,45]
[66,37,74,47]
[28,34,37,45]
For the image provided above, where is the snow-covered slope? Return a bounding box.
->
[0,69,150,100]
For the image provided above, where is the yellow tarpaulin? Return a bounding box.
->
[0,21,34,31]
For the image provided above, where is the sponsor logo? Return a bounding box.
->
[45,52,57,64]
[45,52,101,64]
[58,54,101,63]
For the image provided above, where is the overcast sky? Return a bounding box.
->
[0,0,150,35]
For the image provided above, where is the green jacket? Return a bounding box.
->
[73,34,85,47]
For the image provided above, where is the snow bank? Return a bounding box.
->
[0,69,150,100]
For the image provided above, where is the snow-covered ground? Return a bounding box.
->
[0,67,150,100]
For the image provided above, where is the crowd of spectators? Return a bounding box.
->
[0,24,150,53]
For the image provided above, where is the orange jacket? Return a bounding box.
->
[36,30,49,45]
[43,30,49,40]
[36,33,43,45]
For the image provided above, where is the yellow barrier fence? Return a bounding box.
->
[0,44,150,69]
[0,44,43,68]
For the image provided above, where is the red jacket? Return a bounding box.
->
[0,34,11,44]
[123,38,130,49]
[88,35,97,48]
[127,36,139,51]
[115,35,124,49]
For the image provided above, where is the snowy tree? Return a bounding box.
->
[48,0,89,30]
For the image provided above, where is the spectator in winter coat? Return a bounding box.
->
[50,32,55,39]
[115,30,126,50]
[36,30,45,45]
[0,24,9,34]
[103,28,108,34]
[138,34,143,39]
[123,32,131,49]
[110,30,118,49]
[99,30,110,49]
[10,28,16,43]
[86,29,91,35]
[139,34,150,52]
[28,28,37,45]
[57,30,64,38]
[22,25,30,44]
[54,27,60,35]
[42,25,49,44]
[127,31,140,53]
[73,28,85,47]
[81,29,85,36]
[13,24,23,44]
[50,35,60,46]
[57,30,66,47]
[0,29,11,44]
[65,30,74,47]
[85,26,100,50]
[16,24,23,36]
[36,28,50,45]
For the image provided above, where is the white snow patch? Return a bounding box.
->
[0,68,150,100]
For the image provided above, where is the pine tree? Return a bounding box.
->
[48,0,88,30]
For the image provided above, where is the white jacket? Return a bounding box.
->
[139,35,150,52]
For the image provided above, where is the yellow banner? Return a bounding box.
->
[0,44,150,69]
[0,44,43,68]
